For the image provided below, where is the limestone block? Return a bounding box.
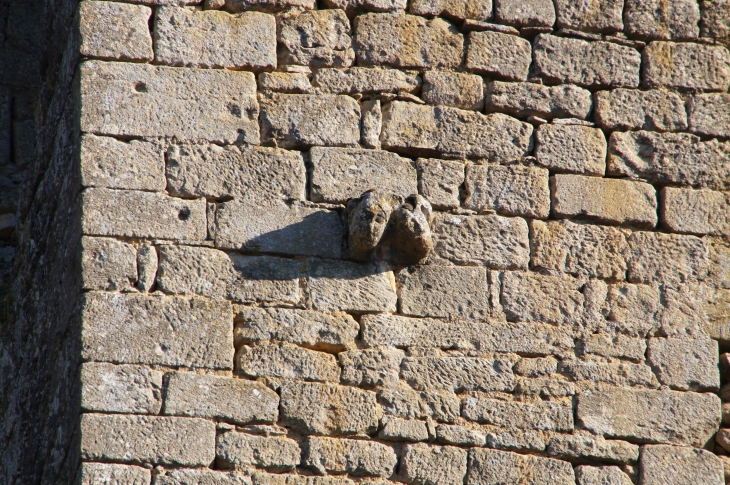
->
[466,31,532,81]
[436,424,486,446]
[467,449,575,485]
[164,372,278,424]
[575,466,633,485]
[80,61,259,143]
[81,414,215,466]
[580,333,646,362]
[688,93,730,138]
[80,463,151,485]
[409,0,490,20]
[81,292,233,368]
[137,243,158,287]
[259,94,360,149]
[223,0,315,12]
[339,348,405,387]
[702,0,730,41]
[558,361,659,388]
[462,397,574,431]
[81,236,137,291]
[323,0,405,14]
[80,134,165,191]
[533,34,640,88]
[576,388,721,447]
[157,245,300,304]
[513,357,558,377]
[254,475,355,485]
[514,377,574,398]
[311,68,420,94]
[155,8,276,69]
[259,72,313,94]
[551,174,658,228]
[361,314,574,355]
[432,213,528,269]
[416,158,464,210]
[659,283,729,338]
[216,432,300,472]
[484,427,546,452]
[494,0,555,27]
[501,271,584,325]
[279,381,381,435]
[661,187,730,236]
[640,445,724,485]
[647,338,719,391]
[306,259,397,313]
[464,163,550,218]
[381,101,532,161]
[154,469,251,485]
[361,100,382,149]
[81,363,162,414]
[624,0,699,40]
[278,10,354,68]
[215,201,344,259]
[303,436,397,477]
[378,383,460,423]
[485,81,592,120]
[536,124,606,175]
[237,343,340,382]
[82,188,206,240]
[400,444,467,485]
[547,434,639,464]
[310,147,417,203]
[627,231,709,286]
[594,89,687,132]
[79,1,153,61]
[166,144,305,203]
[235,308,358,351]
[354,14,464,69]
[379,417,429,442]
[710,238,730,289]
[643,41,730,91]
[422,71,484,110]
[401,356,515,392]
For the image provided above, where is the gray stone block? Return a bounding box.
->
[378,383,460,423]
[339,348,405,387]
[575,466,633,485]
[535,124,606,175]
[81,236,138,291]
[416,158,464,210]
[409,0,491,20]
[81,362,163,414]
[548,434,639,464]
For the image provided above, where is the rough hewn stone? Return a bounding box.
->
[379,383,460,423]
[416,158,464,210]
[643,41,730,91]
[410,0,491,20]
[303,436,397,477]
[361,99,382,149]
[594,89,688,132]
[467,449,576,485]
[580,333,647,362]
[647,338,719,391]
[513,357,558,377]
[640,445,724,485]
[535,124,606,175]
[80,463,151,485]
[81,236,137,291]
[463,397,574,431]
[484,427,546,452]
[401,356,515,392]
[422,71,483,110]
[238,343,340,382]
[79,1,153,61]
[627,231,709,286]
[559,361,659,388]
[554,0,623,32]
[223,0,315,12]
[548,434,639,464]
[80,134,164,191]
[254,475,355,485]
[501,271,584,325]
[464,163,550,218]
[278,10,354,68]
[436,424,486,446]
[494,0,555,27]
[259,72,313,94]
[216,432,300,472]
[485,81,593,120]
[466,31,532,81]
[311,68,420,94]
[400,444,467,485]
[379,417,429,442]
[688,93,730,138]
[154,469,251,485]
[81,363,162,414]
[702,0,730,41]
[661,187,730,236]
[339,348,404,387]
[323,0,405,14]
[575,466,633,485]
[306,259,397,312]
[625,0,700,40]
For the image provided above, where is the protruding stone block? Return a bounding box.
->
[323,0,405,14]
[594,89,687,132]
[154,469,251,485]
[702,0,730,41]
[464,163,550,219]
[223,0,315,12]
[80,134,165,191]
[535,124,606,175]
[575,466,633,485]
[465,31,532,81]
[79,1,153,61]
[643,41,730,91]
[379,383,461,423]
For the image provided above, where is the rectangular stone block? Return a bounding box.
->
[576,387,721,447]
[155,7,276,69]
[164,372,279,424]
[379,417,430,442]
[550,174,658,228]
[483,426,546,452]
[485,81,593,120]
[688,93,730,138]
[81,188,207,240]
[238,342,339,382]
[410,0,491,20]
[306,259,397,313]
[575,466,633,485]
[379,383,461,423]
[535,124,606,175]
[661,187,730,236]
[422,71,484,110]
[627,231,709,286]
[81,134,165,191]
[400,444,467,485]
[259,94,360,149]
[401,356,515,392]
[215,201,344,259]
[558,360,659,388]
[278,9,353,68]
[154,470,251,485]
[339,348,404,387]
[81,414,215,466]
[416,158,464,209]
[463,397,573,431]
[80,463,151,485]
[647,338,719,391]
[624,0,700,40]
[79,1,153,61]
[501,271,584,325]
[580,333,646,362]
[547,434,639,464]
[594,88,688,132]
[259,71,313,94]
[311,68,420,94]
[80,61,259,144]
[81,236,137,291]
[310,147,417,203]
[702,0,730,41]
[81,362,163,414]
[465,31,532,81]
[640,445,724,485]
[494,0,555,27]
[303,436,397,477]
[216,431,300,472]
[643,41,730,91]
[464,163,550,219]
[533,34,640,88]
[81,292,233,369]
[381,101,533,161]
[467,449,575,485]
[554,0,623,32]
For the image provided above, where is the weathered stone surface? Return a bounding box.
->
[166,144,305,203]
[501,271,584,325]
[323,0,405,14]
[432,213,529,269]
[307,259,397,312]
[81,236,137,291]
[354,14,464,69]
[416,158,464,210]
[155,8,276,69]
[494,0,555,27]
[548,434,639,464]
[688,93,730,138]
[410,0,490,20]
[80,61,259,143]
[82,188,206,240]
[280,381,381,435]
[533,34,641,88]
[463,397,574,432]
[551,174,658,228]
[400,444,467,485]
[514,377,575,398]
[154,469,251,485]
[514,357,558,377]
[576,388,721,447]
[81,363,162,414]
[379,383,460,423]
[382,101,532,161]
[580,333,646,362]
[81,414,215,466]
[135,243,157,292]
[238,343,340,382]
[340,348,404,387]
[559,361,659,388]
[466,31,531,81]
[259,72,313,94]
[464,163,550,218]
[436,424,486,446]
[81,292,233,368]
[659,283,729,338]
[398,265,489,319]
[278,10,354,68]
[377,193,435,265]
[79,1,153,61]
[259,94,360,149]
[575,466,633,485]
[702,0,730,41]
[661,187,730,236]
[422,71,483,110]
[467,449,575,485]
[346,191,397,262]
[80,134,164,191]
[647,338,719,391]
[647,41,730,91]
[640,445,724,485]
[554,0,623,32]
[216,432,300,472]
[485,81,592,120]
[625,0,699,40]
[215,201,344,258]
[223,0,315,12]
[594,89,687,132]
[80,463,151,485]
[303,436,397,477]
[312,68,420,94]
[401,356,515,392]
[235,307,358,351]
[379,417,429,442]
[484,427,546,452]
[536,124,606,175]
[361,100,382,149]
[626,231,709,286]
[164,372,279,424]
[253,475,355,485]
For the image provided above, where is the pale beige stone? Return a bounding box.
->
[79,1,153,61]
[339,348,404,387]
[627,231,709,286]
[401,356,515,392]
[559,361,659,388]
[136,244,157,292]
[254,475,355,485]
[410,0,490,20]
[688,93,730,138]
[323,0,405,14]
[484,427,546,452]
[464,163,549,218]
[278,10,354,68]
[466,31,532,81]
[436,424,486,446]
[311,68,420,94]
[535,124,606,175]
[81,134,164,191]
[379,383,459,423]
[361,99,382,149]
[594,89,688,132]
[580,333,646,362]
[486,81,592,120]
[422,71,483,110]
[575,466,633,485]
[514,377,575,398]
[513,357,558,377]
[467,449,575,485]
[303,436,397,477]
[640,445,724,485]
[659,283,729,338]
[494,0,555,27]
[237,343,340,382]
[154,469,251,485]
[81,236,137,291]
[81,363,162,414]
[259,72,313,94]
[662,187,730,236]
[647,338,719,391]
[501,271,584,325]
[378,417,429,442]
[643,41,730,91]
[80,463,151,485]
[307,259,397,313]
[223,0,315,12]
[416,158,464,210]
[463,397,574,432]
[216,432,300,472]
[400,444,467,485]
[625,0,699,40]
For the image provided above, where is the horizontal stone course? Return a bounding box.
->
[154,469,250,485]
[547,434,639,464]
[494,0,554,27]
[647,338,719,391]
[339,348,404,387]
[410,0,491,20]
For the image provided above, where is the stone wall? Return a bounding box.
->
[7,0,730,483]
